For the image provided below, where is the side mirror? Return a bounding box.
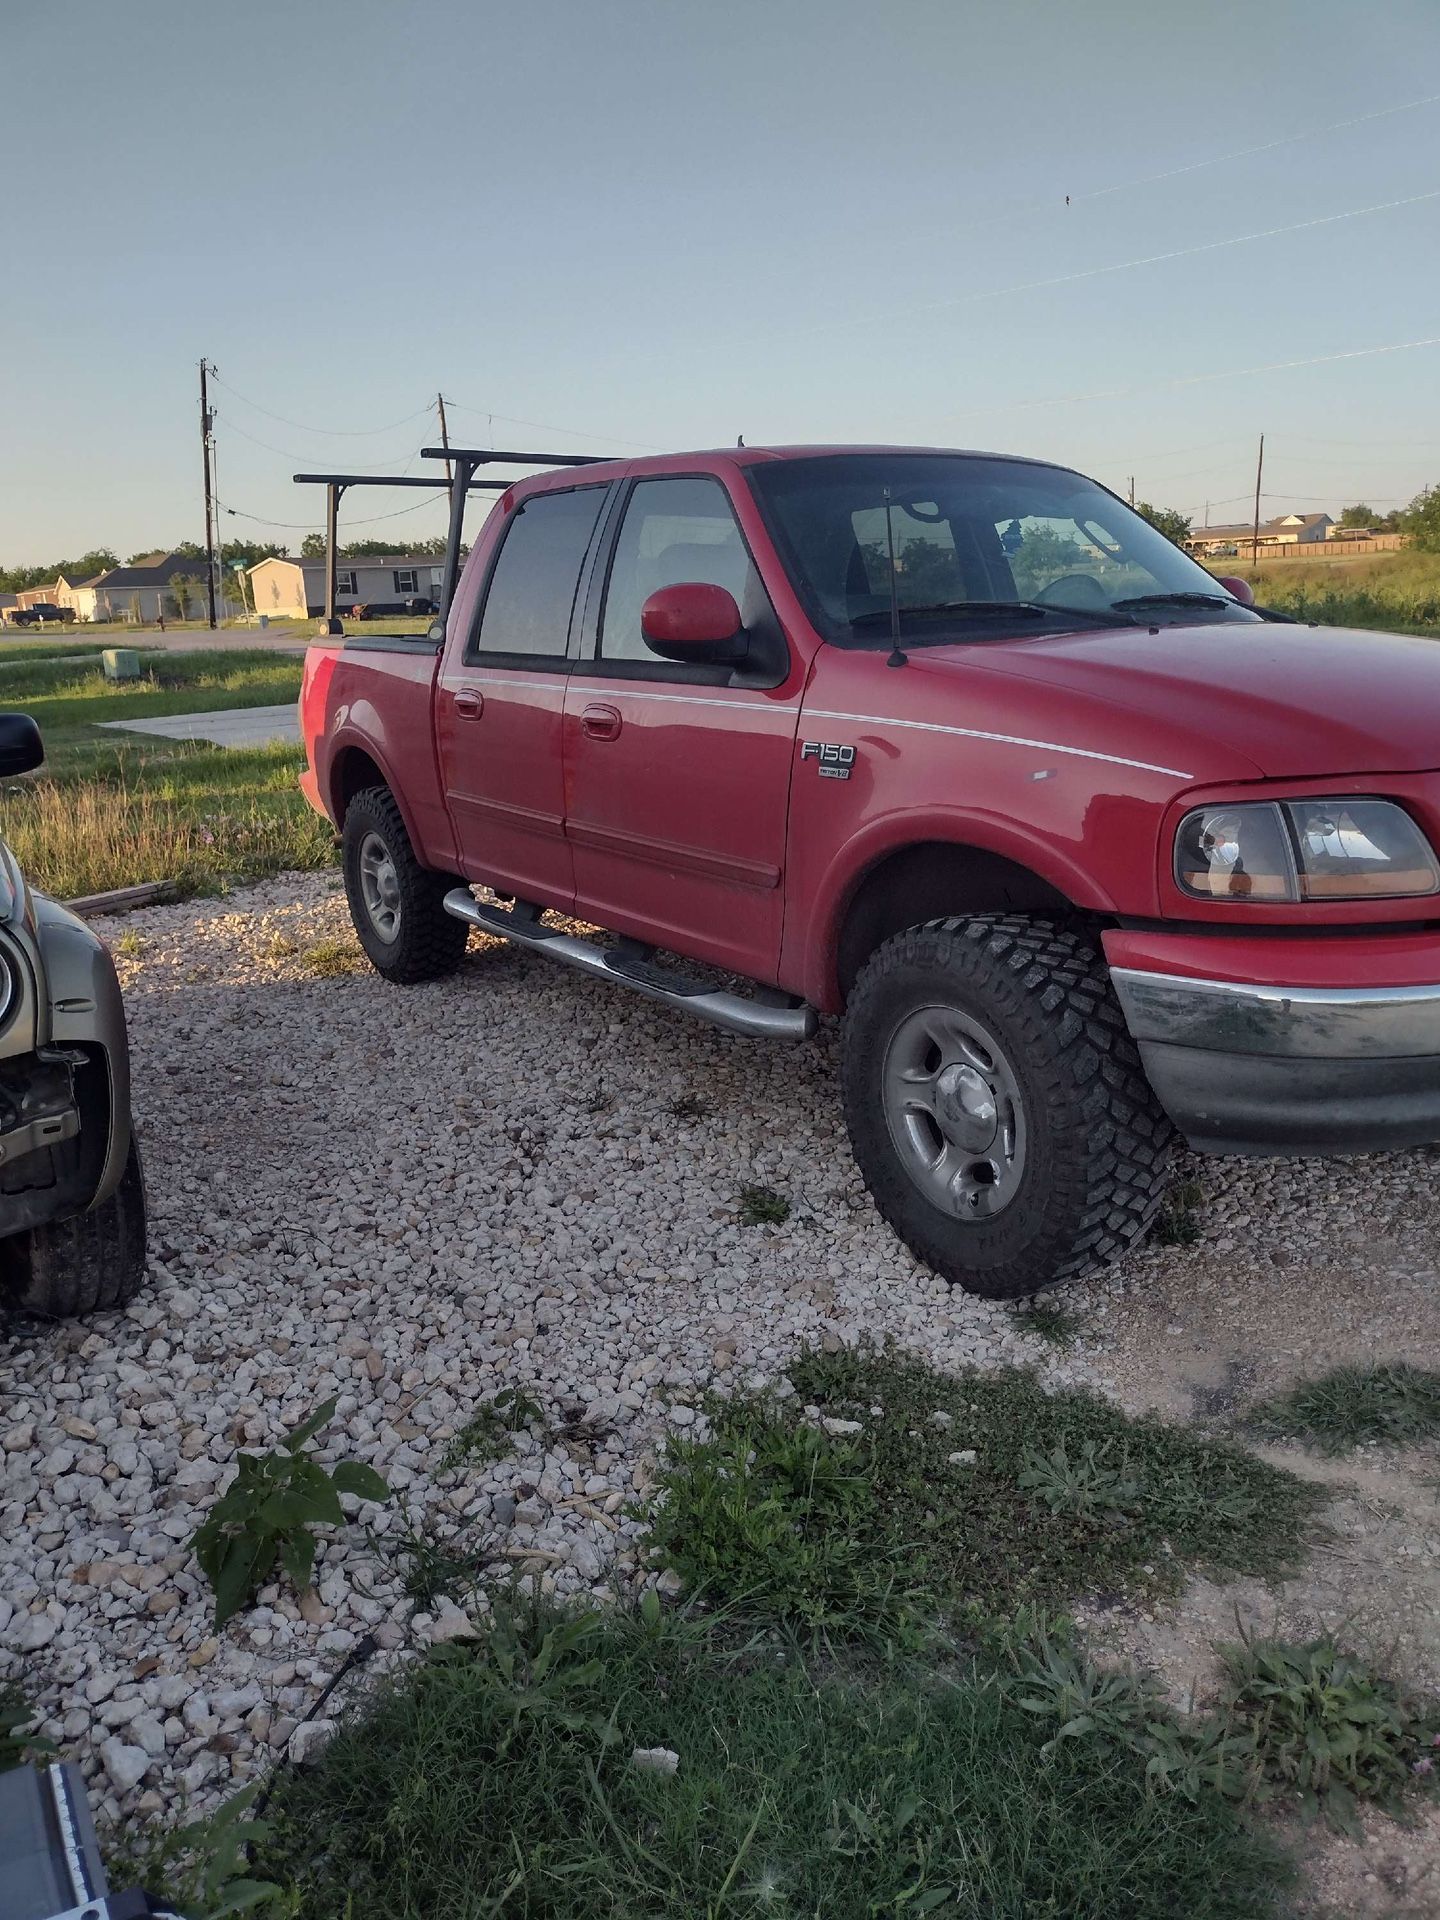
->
[641,583,746,663]
[0,713,43,778]
[1215,574,1255,607]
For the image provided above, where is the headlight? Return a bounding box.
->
[1175,799,1440,903]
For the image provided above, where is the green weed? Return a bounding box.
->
[1253,1362,1440,1452]
[190,1398,390,1626]
[440,1386,548,1471]
[300,937,363,978]
[0,1684,53,1772]
[1013,1298,1082,1347]
[643,1344,1318,1631]
[737,1182,790,1226]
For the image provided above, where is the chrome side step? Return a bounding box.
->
[444,889,818,1041]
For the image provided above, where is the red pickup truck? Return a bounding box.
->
[301,444,1440,1298]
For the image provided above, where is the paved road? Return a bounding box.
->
[99,704,301,747]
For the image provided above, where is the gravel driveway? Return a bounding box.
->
[2,872,1437,1850]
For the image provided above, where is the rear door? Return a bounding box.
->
[435,483,611,908]
[562,474,801,980]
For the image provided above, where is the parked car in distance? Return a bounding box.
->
[11,605,71,628]
[0,713,146,1315]
[301,442,1440,1298]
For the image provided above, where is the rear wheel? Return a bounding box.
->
[342,786,470,984]
[2,1135,148,1317]
[842,915,1174,1298]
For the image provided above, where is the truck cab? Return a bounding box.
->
[301,444,1440,1298]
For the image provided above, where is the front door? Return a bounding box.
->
[562,474,800,982]
[436,482,610,908]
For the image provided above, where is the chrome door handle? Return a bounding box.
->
[581,703,622,741]
[453,687,485,719]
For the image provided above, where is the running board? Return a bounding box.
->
[444,890,818,1041]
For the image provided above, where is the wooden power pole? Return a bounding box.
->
[200,359,218,630]
[1251,433,1265,566]
[436,392,453,486]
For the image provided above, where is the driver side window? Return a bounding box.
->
[600,476,755,663]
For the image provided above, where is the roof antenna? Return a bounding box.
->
[736,434,745,447]
[882,485,908,668]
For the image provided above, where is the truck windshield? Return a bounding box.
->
[746,452,1262,645]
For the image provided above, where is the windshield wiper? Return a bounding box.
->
[849,599,1135,630]
[1109,591,1235,610]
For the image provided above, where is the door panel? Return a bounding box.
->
[563,476,799,980]
[436,484,609,908]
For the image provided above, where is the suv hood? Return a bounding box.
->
[960,621,1440,779]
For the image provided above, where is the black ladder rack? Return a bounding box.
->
[292,445,624,633]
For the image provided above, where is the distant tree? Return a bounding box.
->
[1403,484,1440,554]
[1338,503,1377,529]
[1135,502,1191,545]
[168,573,202,618]
[66,548,119,581]
[300,533,326,558]
[1008,524,1085,596]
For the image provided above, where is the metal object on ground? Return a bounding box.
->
[0,1759,173,1920]
[100,651,140,682]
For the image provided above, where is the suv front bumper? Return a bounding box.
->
[1111,967,1440,1154]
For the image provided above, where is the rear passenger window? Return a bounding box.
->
[473,486,607,660]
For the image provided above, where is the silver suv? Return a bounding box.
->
[0,714,146,1317]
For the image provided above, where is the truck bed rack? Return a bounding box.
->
[293,445,624,632]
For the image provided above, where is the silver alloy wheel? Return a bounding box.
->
[358,831,402,944]
[881,1003,1027,1218]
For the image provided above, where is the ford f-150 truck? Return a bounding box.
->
[300,443,1440,1298]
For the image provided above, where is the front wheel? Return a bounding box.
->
[342,786,470,984]
[2,1135,148,1318]
[842,915,1174,1298]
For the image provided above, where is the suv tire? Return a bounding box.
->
[842,915,1173,1298]
[3,1136,148,1317]
[342,785,469,984]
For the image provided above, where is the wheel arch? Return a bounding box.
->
[817,826,1112,1009]
[328,738,422,850]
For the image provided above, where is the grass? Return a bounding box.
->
[1152,1177,1205,1247]
[0,648,334,900]
[1013,1299,1081,1347]
[1207,548,1440,636]
[300,936,364,978]
[259,1594,1295,1920]
[440,1386,549,1471]
[737,1183,790,1226]
[642,1345,1320,1633]
[1253,1362,1440,1453]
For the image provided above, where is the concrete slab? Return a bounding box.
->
[99,704,300,748]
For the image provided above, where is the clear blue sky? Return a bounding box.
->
[4,0,1439,564]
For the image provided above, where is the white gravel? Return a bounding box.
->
[3,870,1436,1832]
[0,872,1060,1824]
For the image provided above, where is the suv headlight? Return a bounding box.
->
[1175,799,1440,902]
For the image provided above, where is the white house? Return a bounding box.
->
[53,553,217,624]
[246,555,446,619]
[1187,512,1333,557]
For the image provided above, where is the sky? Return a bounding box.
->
[3,0,1440,564]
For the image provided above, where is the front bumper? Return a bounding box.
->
[1111,967,1440,1154]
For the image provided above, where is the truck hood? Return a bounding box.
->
[958,621,1440,779]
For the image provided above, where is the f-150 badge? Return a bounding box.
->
[801,740,856,781]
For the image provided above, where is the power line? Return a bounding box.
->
[441,397,659,451]
[208,373,435,439]
[216,493,448,533]
[214,411,425,472]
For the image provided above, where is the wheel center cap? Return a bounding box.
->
[935,1063,998,1152]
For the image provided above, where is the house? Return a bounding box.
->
[43,554,217,624]
[246,554,446,619]
[0,593,17,626]
[1187,512,1333,557]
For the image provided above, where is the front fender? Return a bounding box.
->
[32,893,131,1210]
[795,807,1119,1012]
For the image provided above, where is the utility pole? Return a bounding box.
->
[1251,433,1265,567]
[199,358,217,630]
[436,392,452,486]
[1128,475,1135,507]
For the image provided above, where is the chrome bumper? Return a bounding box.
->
[1111,967,1440,1155]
